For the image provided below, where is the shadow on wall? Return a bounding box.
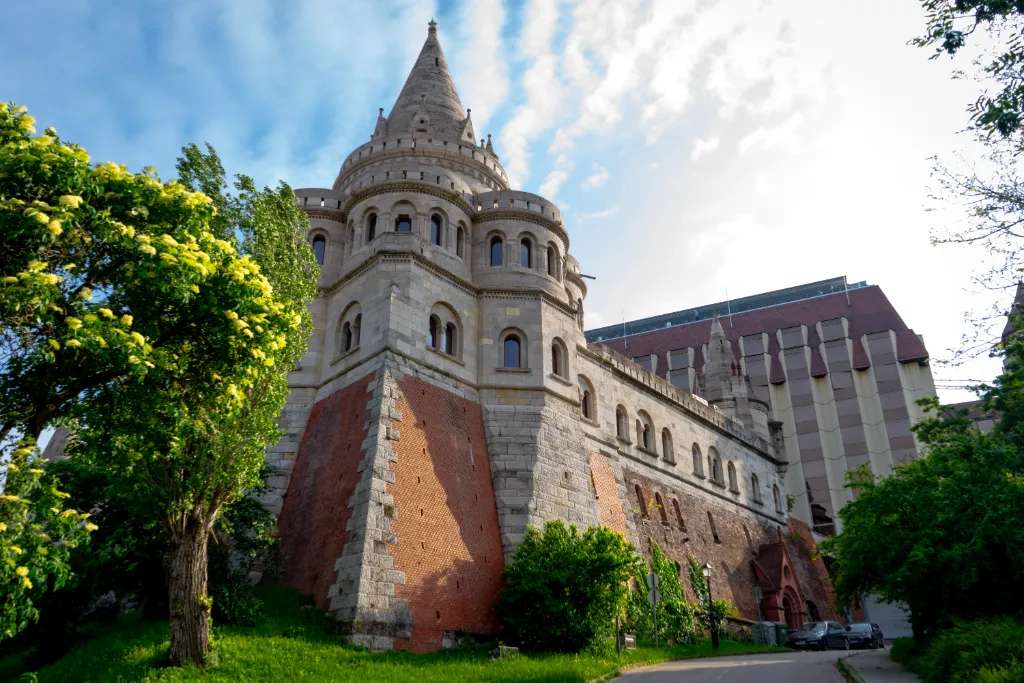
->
[389,376,505,651]
[277,374,375,609]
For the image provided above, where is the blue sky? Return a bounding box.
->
[1,0,1004,400]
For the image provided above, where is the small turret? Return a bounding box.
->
[703,318,759,434]
[485,133,495,155]
[372,107,387,139]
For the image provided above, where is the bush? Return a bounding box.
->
[894,617,1024,683]
[625,543,699,644]
[497,521,642,652]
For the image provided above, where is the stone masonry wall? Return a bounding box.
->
[483,395,600,559]
[388,375,505,651]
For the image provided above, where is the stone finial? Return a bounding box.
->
[485,133,495,154]
[428,18,437,34]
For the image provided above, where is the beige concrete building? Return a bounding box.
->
[588,278,938,536]
[267,22,838,651]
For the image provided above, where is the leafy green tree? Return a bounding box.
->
[0,103,315,664]
[915,1,1024,144]
[686,558,730,640]
[497,521,642,652]
[0,439,93,640]
[822,323,1024,638]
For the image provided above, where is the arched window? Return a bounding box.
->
[519,238,532,268]
[348,223,355,252]
[551,338,568,378]
[366,212,377,242]
[709,447,723,484]
[672,498,686,530]
[428,314,441,349]
[773,484,783,513]
[655,492,668,525]
[636,411,654,451]
[503,334,522,368]
[661,428,675,464]
[337,303,362,357]
[616,405,629,441]
[692,444,704,477]
[395,213,412,232]
[751,473,763,503]
[311,235,326,265]
[579,376,596,421]
[430,213,443,246]
[547,244,559,278]
[456,225,465,258]
[444,322,457,355]
[728,462,738,492]
[490,236,503,266]
[635,484,648,518]
[342,322,352,352]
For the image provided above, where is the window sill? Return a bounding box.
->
[426,346,465,366]
[709,479,726,489]
[693,472,706,479]
[496,366,530,374]
[729,487,741,495]
[663,458,677,466]
[637,445,658,458]
[581,416,600,427]
[548,372,573,387]
[616,436,632,446]
[330,346,361,366]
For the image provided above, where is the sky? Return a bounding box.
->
[1,0,1007,402]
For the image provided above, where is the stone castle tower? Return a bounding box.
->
[267,22,837,650]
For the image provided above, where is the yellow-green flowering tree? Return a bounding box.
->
[0,438,94,640]
[0,104,316,664]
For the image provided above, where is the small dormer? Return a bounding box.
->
[460,109,476,144]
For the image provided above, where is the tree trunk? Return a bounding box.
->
[168,514,212,666]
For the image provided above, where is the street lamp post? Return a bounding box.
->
[702,562,720,650]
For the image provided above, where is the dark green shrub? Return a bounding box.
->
[896,618,1024,683]
[497,521,642,652]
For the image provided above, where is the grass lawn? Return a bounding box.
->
[9,587,785,682]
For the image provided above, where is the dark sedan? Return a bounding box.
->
[845,622,885,649]
[787,621,850,650]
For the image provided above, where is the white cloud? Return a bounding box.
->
[576,205,619,221]
[539,168,569,198]
[451,0,508,135]
[738,112,804,155]
[582,163,609,189]
[690,136,720,161]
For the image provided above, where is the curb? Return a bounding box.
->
[836,654,866,683]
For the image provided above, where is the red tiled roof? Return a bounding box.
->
[602,286,927,376]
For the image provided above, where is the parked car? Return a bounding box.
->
[845,622,885,649]
[787,621,851,650]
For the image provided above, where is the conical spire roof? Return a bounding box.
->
[384,21,472,142]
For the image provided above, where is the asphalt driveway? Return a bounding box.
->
[612,649,848,682]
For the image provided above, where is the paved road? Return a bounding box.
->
[612,650,848,682]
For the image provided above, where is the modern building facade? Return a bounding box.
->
[588,277,938,535]
[266,22,837,651]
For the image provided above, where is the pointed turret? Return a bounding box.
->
[385,20,469,141]
[372,107,387,139]
[703,318,735,404]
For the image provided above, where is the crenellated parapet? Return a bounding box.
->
[335,135,508,196]
[585,343,782,463]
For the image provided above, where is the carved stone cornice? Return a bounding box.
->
[473,209,569,247]
[336,147,509,193]
[340,181,476,218]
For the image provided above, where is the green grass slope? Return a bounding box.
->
[14,587,783,682]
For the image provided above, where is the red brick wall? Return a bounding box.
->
[388,376,505,651]
[590,454,628,535]
[277,374,373,608]
[785,518,840,621]
[623,470,787,619]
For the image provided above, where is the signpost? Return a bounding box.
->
[647,570,661,647]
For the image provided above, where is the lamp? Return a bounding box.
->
[702,561,719,649]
